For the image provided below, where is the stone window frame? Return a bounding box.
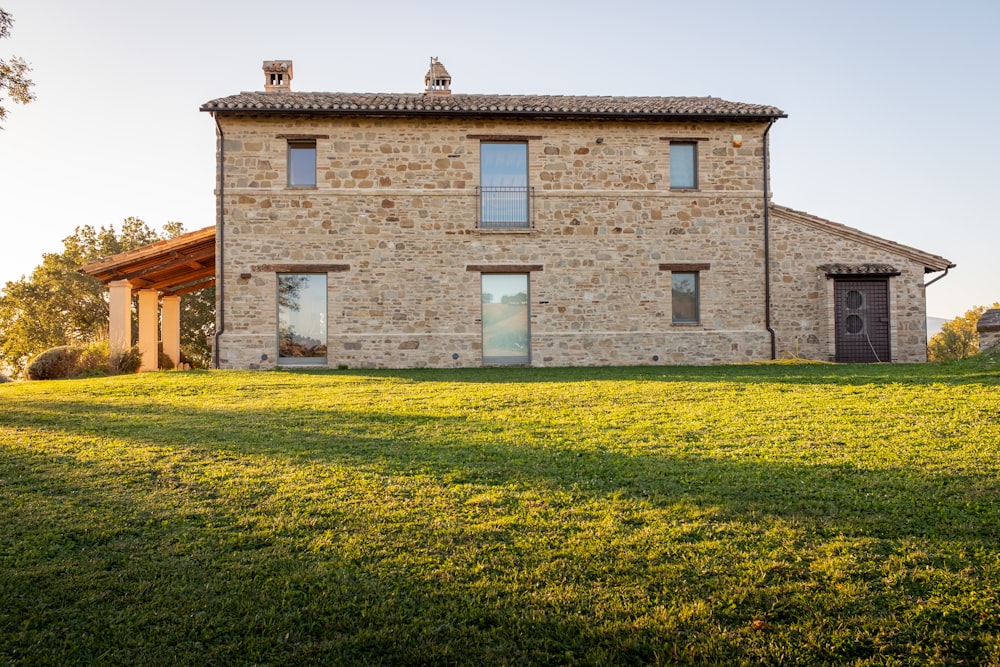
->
[278,134,329,189]
[277,272,329,366]
[660,137,708,191]
[467,265,543,366]
[469,134,541,231]
[660,263,709,325]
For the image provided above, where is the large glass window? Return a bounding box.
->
[480,143,528,228]
[669,142,697,189]
[481,273,530,364]
[288,140,317,187]
[671,272,700,324]
[278,274,327,364]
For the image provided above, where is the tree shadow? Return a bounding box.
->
[277,359,1000,387]
[3,380,999,664]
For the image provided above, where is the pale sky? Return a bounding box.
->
[1,0,996,320]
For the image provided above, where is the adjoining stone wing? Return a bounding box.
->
[768,205,953,362]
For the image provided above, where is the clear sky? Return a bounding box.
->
[1,0,996,320]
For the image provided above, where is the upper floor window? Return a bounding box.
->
[288,140,317,187]
[669,142,697,190]
[480,142,529,228]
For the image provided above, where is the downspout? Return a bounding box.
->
[923,266,952,288]
[763,120,776,359]
[213,113,226,369]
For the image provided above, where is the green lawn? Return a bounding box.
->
[2,359,999,665]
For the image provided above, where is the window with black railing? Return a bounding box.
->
[480,142,531,229]
[478,186,532,228]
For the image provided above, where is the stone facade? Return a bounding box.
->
[978,309,1000,352]
[768,206,950,362]
[202,64,952,369]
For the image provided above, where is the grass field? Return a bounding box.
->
[2,358,999,665]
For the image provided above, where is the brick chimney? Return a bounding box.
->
[263,60,293,92]
[424,57,451,96]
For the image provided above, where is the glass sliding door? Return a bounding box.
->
[278,273,328,365]
[481,273,530,365]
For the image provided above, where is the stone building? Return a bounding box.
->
[978,309,1000,353]
[198,59,953,369]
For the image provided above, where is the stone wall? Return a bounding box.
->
[978,309,1000,352]
[213,114,935,368]
[768,208,933,362]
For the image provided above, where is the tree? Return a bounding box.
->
[0,8,35,128]
[0,218,215,376]
[927,302,1000,362]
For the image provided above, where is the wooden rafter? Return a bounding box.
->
[80,226,216,296]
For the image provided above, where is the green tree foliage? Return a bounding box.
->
[927,302,1000,361]
[0,218,215,376]
[0,8,35,128]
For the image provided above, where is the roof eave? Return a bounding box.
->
[201,106,787,123]
[770,205,954,273]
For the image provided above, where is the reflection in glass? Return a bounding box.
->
[482,273,529,364]
[481,143,528,227]
[670,142,696,189]
[278,274,327,362]
[288,141,317,187]
[671,272,699,323]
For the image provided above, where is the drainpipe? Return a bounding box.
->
[923,265,952,288]
[213,113,226,369]
[763,120,776,360]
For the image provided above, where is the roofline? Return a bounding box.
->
[200,106,787,123]
[80,226,216,278]
[770,204,955,273]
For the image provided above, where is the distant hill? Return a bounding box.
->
[927,316,948,338]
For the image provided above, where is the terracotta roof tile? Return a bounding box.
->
[426,60,450,80]
[201,91,786,120]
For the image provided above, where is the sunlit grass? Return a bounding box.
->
[1,360,999,665]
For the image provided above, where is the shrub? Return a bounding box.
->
[27,346,83,380]
[158,350,175,371]
[76,341,113,377]
[112,346,142,375]
[0,373,12,383]
[26,343,143,380]
[180,346,209,369]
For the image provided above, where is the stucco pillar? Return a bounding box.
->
[161,295,181,369]
[137,289,160,372]
[108,280,132,359]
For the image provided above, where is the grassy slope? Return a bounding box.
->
[1,359,999,665]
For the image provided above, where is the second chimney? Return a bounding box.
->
[424,57,451,96]
[263,60,293,92]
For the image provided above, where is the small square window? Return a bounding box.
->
[669,142,697,189]
[288,140,317,187]
[671,272,700,324]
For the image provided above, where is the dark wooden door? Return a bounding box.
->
[834,279,890,363]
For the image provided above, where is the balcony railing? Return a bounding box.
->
[478,186,533,229]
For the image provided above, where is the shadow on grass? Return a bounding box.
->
[3,375,999,664]
[277,358,1000,387]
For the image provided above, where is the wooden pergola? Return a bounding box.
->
[80,226,215,371]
